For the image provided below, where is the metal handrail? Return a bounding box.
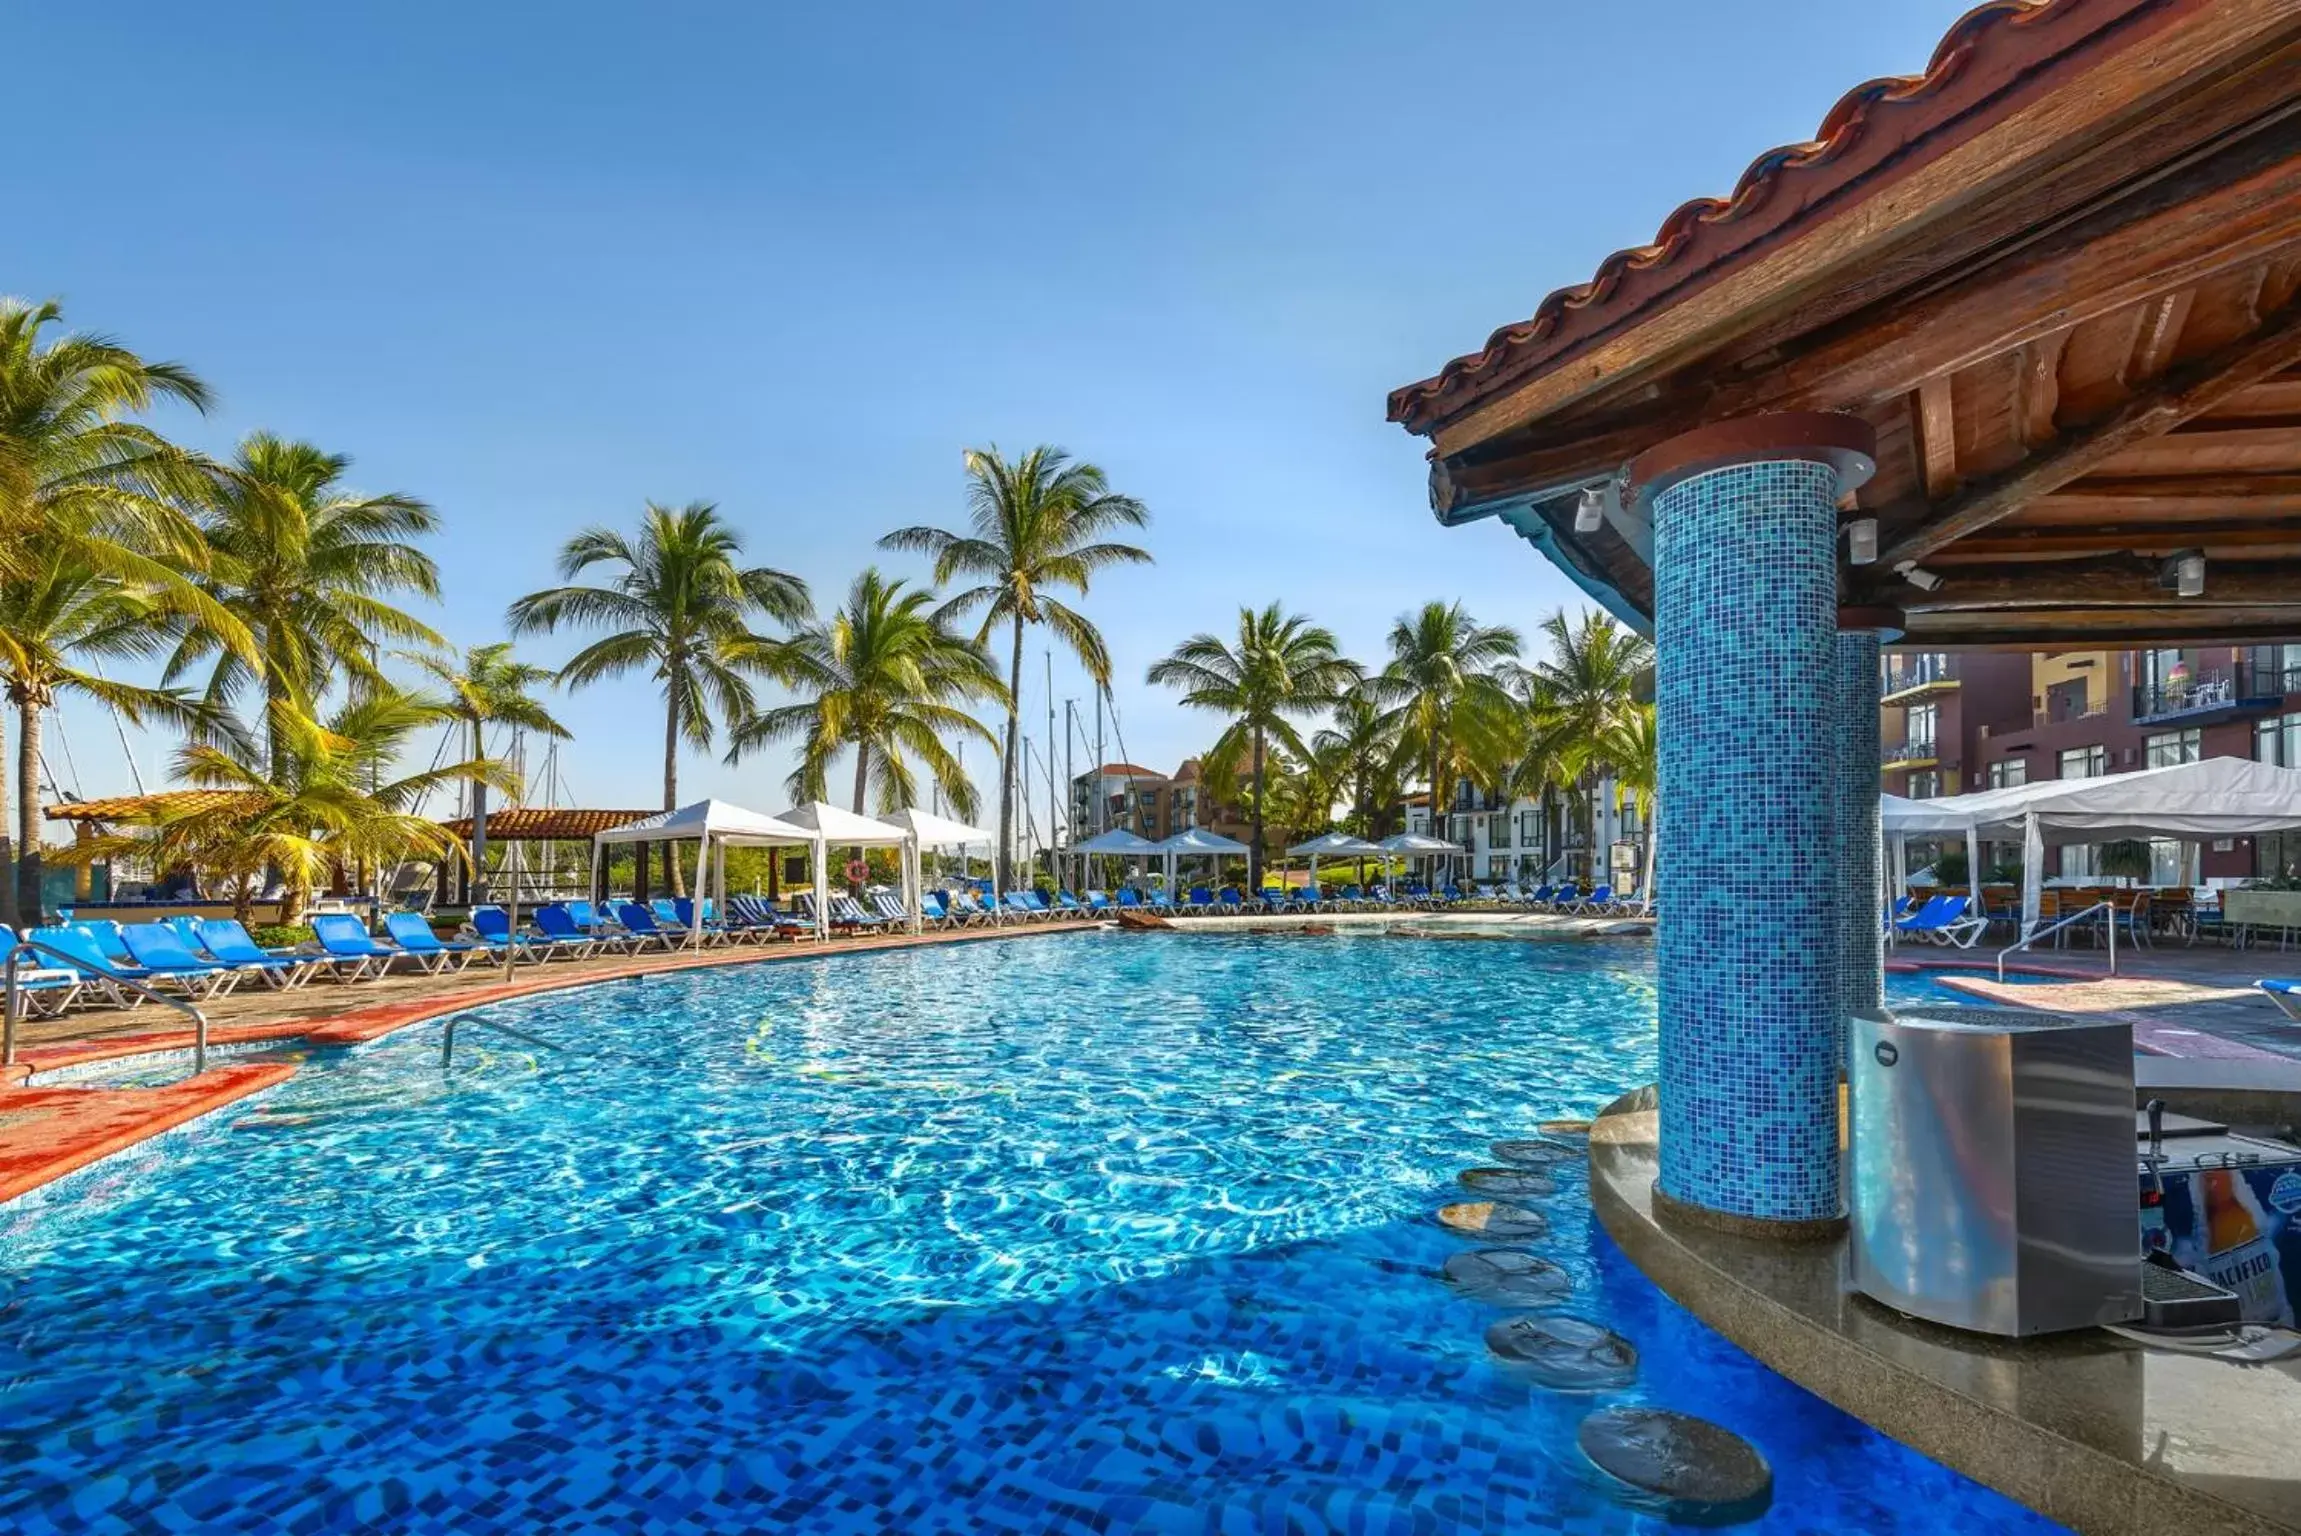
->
[440,1011,565,1069]
[5,938,212,1075]
[1997,899,2118,982]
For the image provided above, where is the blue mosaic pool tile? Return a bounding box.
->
[1652,457,1843,1224]
[1834,629,1884,1029]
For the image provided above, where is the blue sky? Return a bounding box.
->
[18,0,1976,831]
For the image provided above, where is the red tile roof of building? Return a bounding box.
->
[435,808,659,840]
[44,790,261,823]
[1386,0,2098,433]
[1089,762,1163,778]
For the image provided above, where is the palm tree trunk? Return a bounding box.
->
[662,684,685,898]
[468,716,491,904]
[1000,615,1024,891]
[851,744,870,892]
[1250,724,1266,892]
[16,697,44,925]
[0,705,14,929]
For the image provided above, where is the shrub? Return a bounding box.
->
[251,924,315,948]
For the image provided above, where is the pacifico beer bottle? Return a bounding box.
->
[2201,1169,2289,1323]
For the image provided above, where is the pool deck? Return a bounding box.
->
[0,919,1099,1204]
[1590,1086,2301,1536]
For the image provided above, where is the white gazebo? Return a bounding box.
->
[1379,830,1463,892]
[591,799,814,948]
[773,801,911,940]
[1881,758,2301,935]
[883,807,995,934]
[1073,826,1160,894]
[1287,831,1385,892]
[1151,826,1250,897]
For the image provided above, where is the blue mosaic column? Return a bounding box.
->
[1643,416,1873,1230]
[1833,629,1884,1029]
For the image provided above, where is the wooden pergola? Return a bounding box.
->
[431,807,659,905]
[1389,0,2301,647]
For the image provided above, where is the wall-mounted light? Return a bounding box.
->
[2160,550,2206,598]
[1573,486,1605,534]
[1845,517,1879,565]
[1893,561,1943,592]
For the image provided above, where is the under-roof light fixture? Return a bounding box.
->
[1845,517,1879,566]
[2160,550,2206,599]
[1893,561,1943,593]
[1573,486,1606,534]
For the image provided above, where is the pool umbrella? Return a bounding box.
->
[1287,832,1384,893]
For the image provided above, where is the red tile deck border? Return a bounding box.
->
[0,920,1096,1204]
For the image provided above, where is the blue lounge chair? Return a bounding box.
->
[2255,979,2300,1025]
[470,904,578,960]
[119,923,248,998]
[1572,885,1616,914]
[529,905,608,957]
[27,925,156,1009]
[1053,889,1087,917]
[381,912,489,970]
[1084,890,1112,916]
[197,920,321,989]
[1018,890,1054,920]
[609,902,680,951]
[311,913,410,979]
[1,924,87,1016]
[997,891,1036,923]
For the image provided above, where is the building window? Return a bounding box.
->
[2061,844,2098,879]
[1518,809,1540,845]
[2043,678,2090,723]
[1904,701,1938,751]
[1490,813,1512,849]
[2058,745,2106,779]
[1985,758,2027,789]
[2259,711,2301,768]
[2144,729,2202,768]
[1907,770,1940,799]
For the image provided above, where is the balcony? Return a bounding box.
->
[2131,663,2288,727]
[1882,738,1939,768]
[1882,654,1958,702]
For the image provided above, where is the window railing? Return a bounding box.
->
[1883,738,1939,764]
[2034,697,2108,728]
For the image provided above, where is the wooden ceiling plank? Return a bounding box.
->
[1876,300,2301,568]
[1916,376,1960,498]
[2018,330,2069,448]
[1935,525,2301,558]
[2126,288,2197,383]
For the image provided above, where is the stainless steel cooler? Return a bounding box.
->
[1848,1005,2142,1336]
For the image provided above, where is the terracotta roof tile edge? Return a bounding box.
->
[1386,0,2080,433]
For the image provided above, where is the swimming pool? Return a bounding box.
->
[0,933,2057,1533]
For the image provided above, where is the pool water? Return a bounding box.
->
[0,933,2057,1533]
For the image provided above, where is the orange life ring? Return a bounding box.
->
[844,858,869,884]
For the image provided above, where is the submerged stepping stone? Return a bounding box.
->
[1491,1138,1579,1169]
[1484,1313,1638,1390]
[1577,1407,1773,1527]
[1459,1165,1557,1197]
[1441,1248,1573,1305]
[1435,1201,1549,1238]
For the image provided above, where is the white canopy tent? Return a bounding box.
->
[1287,831,1385,892]
[1152,826,1250,897]
[773,802,910,940]
[1880,758,2301,935]
[591,799,814,948]
[1379,830,1464,892]
[1074,827,1161,898]
[883,807,994,934]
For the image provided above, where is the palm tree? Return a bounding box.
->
[69,690,514,925]
[726,568,1005,819]
[0,558,219,922]
[1604,702,1660,901]
[1311,683,1404,840]
[1147,603,1359,888]
[879,446,1150,888]
[1521,608,1654,865]
[167,433,444,773]
[509,502,810,831]
[0,297,256,923]
[1366,601,1522,829]
[409,642,571,901]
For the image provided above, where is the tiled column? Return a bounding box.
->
[1832,626,1886,1029]
[1636,414,1876,1233]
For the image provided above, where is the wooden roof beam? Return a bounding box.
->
[1877,300,2301,568]
[1895,554,2301,611]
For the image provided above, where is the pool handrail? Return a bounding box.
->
[4,935,211,1074]
[1997,900,2116,981]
